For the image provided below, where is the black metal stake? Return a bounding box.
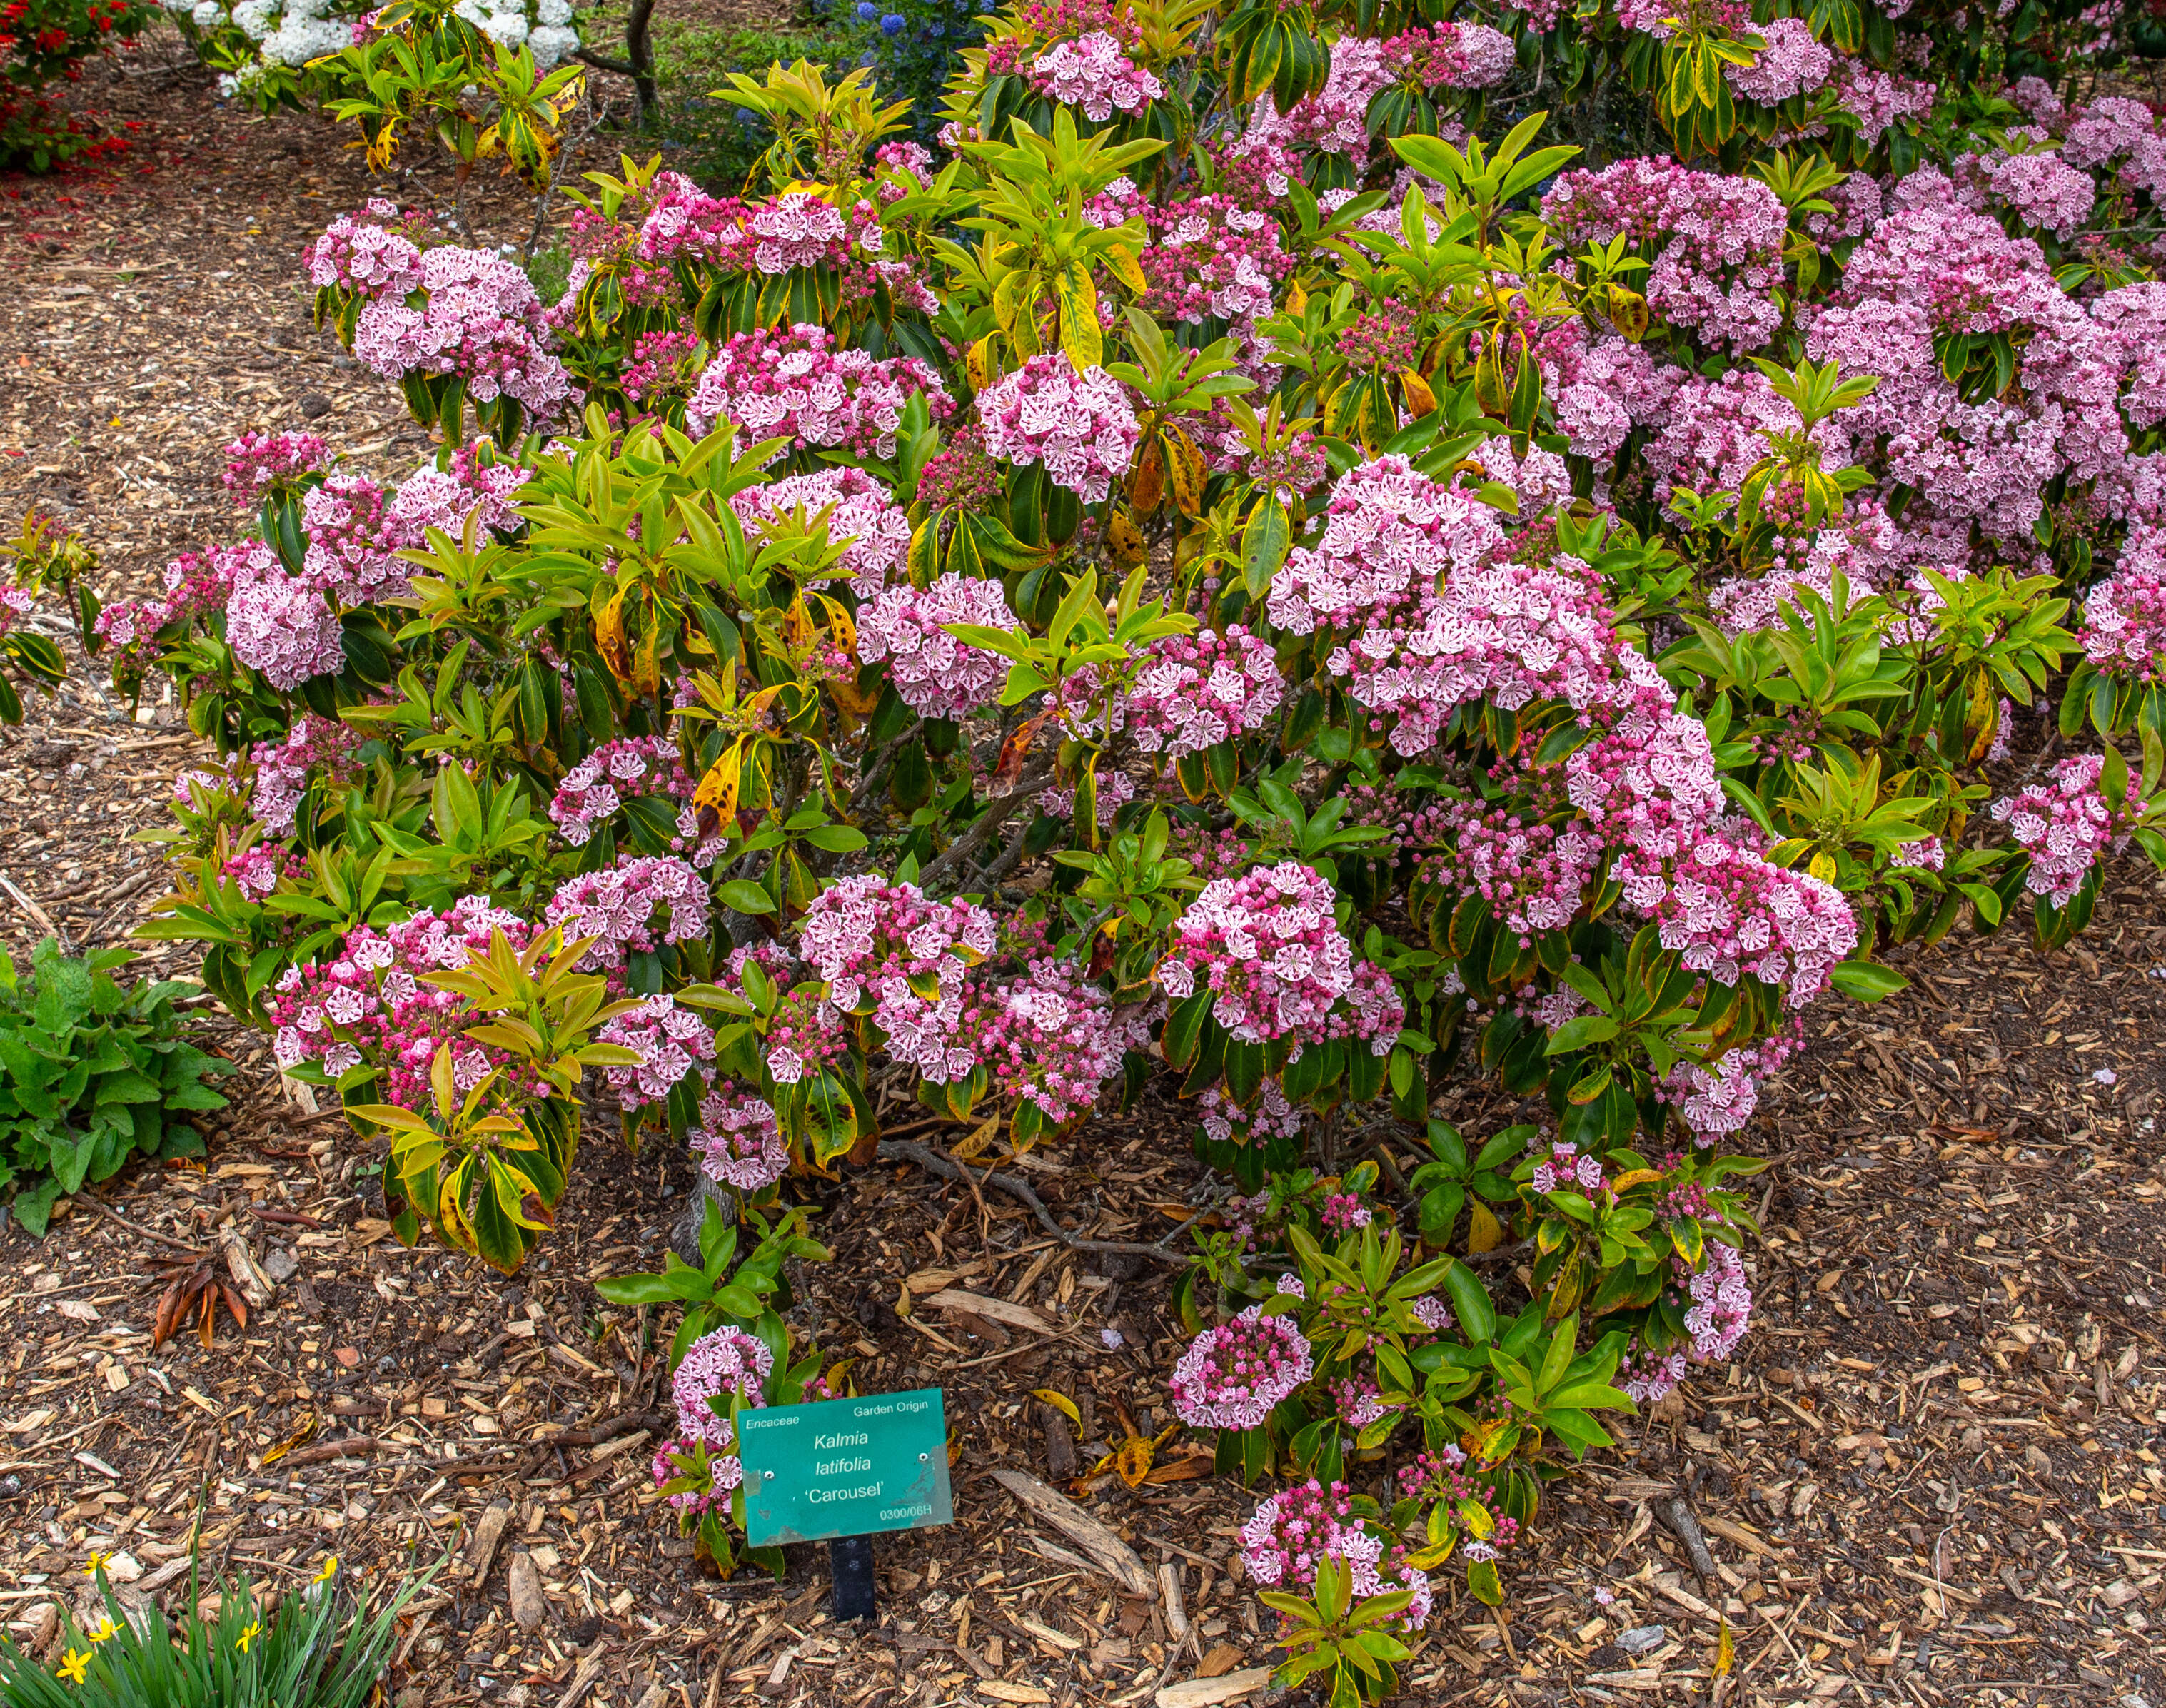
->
[831,1533,877,1622]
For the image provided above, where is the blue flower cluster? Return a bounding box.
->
[827,0,984,134]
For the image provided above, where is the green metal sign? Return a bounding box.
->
[737,1388,953,1547]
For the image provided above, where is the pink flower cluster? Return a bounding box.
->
[685,323,953,462]
[974,355,1142,504]
[1646,827,1858,1006]
[267,899,535,1107]
[298,473,404,605]
[1530,1141,1606,1196]
[1681,1243,1753,1362]
[671,1323,773,1445]
[1325,550,1630,757]
[692,1085,789,1191]
[223,542,346,691]
[1723,16,1830,103]
[1027,30,1162,120]
[1238,1479,1433,1627]
[548,737,695,847]
[544,855,711,972]
[2081,557,2166,684]
[222,431,326,502]
[1092,189,1290,326]
[1543,159,1787,353]
[1617,1343,1688,1405]
[305,198,426,295]
[958,957,1125,1121]
[597,993,716,1111]
[1199,1078,1302,1146]
[794,874,997,1078]
[1169,1304,1314,1429]
[352,246,573,418]
[857,573,1019,717]
[1158,862,1401,1053]
[249,712,371,838]
[1990,752,2122,905]
[1266,455,1508,637]
[1123,625,1284,758]
[730,465,912,599]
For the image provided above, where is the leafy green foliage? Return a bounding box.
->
[0,942,231,1236]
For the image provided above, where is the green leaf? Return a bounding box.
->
[717,880,775,915]
[1828,959,1908,1001]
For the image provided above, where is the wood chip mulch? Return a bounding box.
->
[1,39,2162,1708]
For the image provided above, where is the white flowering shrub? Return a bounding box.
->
[164,0,583,112]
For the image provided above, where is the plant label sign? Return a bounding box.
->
[737,1388,952,1548]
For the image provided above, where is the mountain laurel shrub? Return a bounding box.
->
[43,0,2166,1684]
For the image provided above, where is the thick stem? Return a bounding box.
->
[917,765,1055,891]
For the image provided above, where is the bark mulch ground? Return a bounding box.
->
[1,40,2163,1708]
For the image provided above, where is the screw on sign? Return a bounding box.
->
[737,1387,953,1621]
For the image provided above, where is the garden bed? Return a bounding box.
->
[2,30,2165,1708]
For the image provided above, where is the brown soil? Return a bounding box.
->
[1,37,2163,1708]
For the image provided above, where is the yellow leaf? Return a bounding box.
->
[1107,507,1146,566]
[1165,427,1205,517]
[1606,283,1651,341]
[1285,277,1308,317]
[1031,1388,1082,1427]
[950,1112,1003,1163]
[1399,369,1437,417]
[1055,263,1102,372]
[822,1358,857,1397]
[1808,849,1837,882]
[1116,1435,1156,1488]
[261,1410,318,1467]
[692,738,746,820]
[1102,243,1147,294]
[967,334,997,394]
[1713,1621,1735,1679]
[1461,1416,1510,1465]
[592,587,635,686]
[1466,1201,1504,1254]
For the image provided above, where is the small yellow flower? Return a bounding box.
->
[86,1617,117,1646]
[236,1619,262,1654]
[313,1555,339,1585]
[57,1648,90,1684]
[81,1552,108,1579]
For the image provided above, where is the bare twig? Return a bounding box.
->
[1659,1497,1720,1582]
[68,1193,205,1255]
[876,1140,1187,1265]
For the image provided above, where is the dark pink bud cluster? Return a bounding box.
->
[248,712,371,837]
[221,430,327,502]
[687,323,953,463]
[266,899,538,1108]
